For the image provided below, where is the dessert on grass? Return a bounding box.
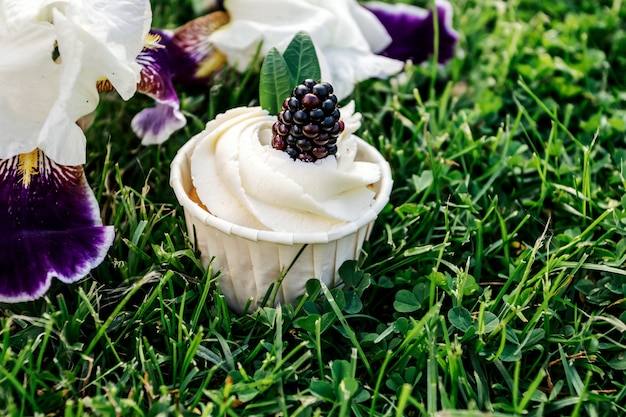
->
[170,78,392,313]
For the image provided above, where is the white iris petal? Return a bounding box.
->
[0,0,151,165]
[209,0,404,100]
[0,0,67,31]
[0,22,65,161]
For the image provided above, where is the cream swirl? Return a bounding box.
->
[189,103,381,233]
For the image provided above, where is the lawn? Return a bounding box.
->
[2,0,626,415]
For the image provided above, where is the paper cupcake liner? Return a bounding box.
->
[170,135,392,313]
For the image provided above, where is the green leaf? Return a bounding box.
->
[482,311,500,333]
[283,31,321,84]
[460,274,480,295]
[259,47,293,114]
[498,344,522,362]
[343,291,363,314]
[521,328,545,350]
[428,270,449,291]
[574,278,595,295]
[394,317,409,335]
[293,313,335,334]
[293,314,320,333]
[412,279,430,306]
[310,380,334,402]
[331,360,352,380]
[339,260,360,288]
[339,260,371,296]
[385,373,405,391]
[448,307,473,332]
[340,377,360,398]
[236,388,259,403]
[608,352,626,370]
[305,278,322,299]
[324,288,346,312]
[353,388,370,403]
[411,170,433,195]
[393,290,421,313]
[375,275,395,288]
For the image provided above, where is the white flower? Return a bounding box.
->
[0,0,152,165]
[208,0,404,100]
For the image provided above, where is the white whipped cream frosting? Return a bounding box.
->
[190,102,381,233]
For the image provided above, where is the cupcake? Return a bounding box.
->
[170,80,392,313]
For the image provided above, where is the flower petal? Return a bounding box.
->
[131,102,187,146]
[133,14,228,144]
[55,0,151,100]
[209,0,404,100]
[136,32,179,102]
[169,12,228,83]
[133,31,186,145]
[0,21,69,160]
[0,0,67,31]
[0,150,114,303]
[322,47,404,100]
[0,0,151,166]
[363,0,459,64]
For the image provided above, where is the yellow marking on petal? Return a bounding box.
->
[18,149,41,189]
[195,50,227,79]
[96,78,114,93]
[144,32,165,50]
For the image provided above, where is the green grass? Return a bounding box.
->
[3,0,626,415]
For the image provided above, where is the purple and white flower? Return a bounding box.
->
[0,0,151,165]
[208,0,405,101]
[133,13,229,145]
[364,0,459,64]
[0,0,151,302]
[0,151,114,302]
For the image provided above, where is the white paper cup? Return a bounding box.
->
[170,135,392,314]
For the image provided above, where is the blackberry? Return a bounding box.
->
[272,79,344,162]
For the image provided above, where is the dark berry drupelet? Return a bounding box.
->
[272,79,345,162]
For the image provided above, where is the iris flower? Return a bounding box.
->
[0,0,151,302]
[132,12,229,145]
[132,0,459,144]
[364,0,458,64]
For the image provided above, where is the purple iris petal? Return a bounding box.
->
[169,12,228,85]
[364,0,459,64]
[131,101,186,145]
[133,30,186,145]
[0,150,114,303]
[133,14,228,144]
